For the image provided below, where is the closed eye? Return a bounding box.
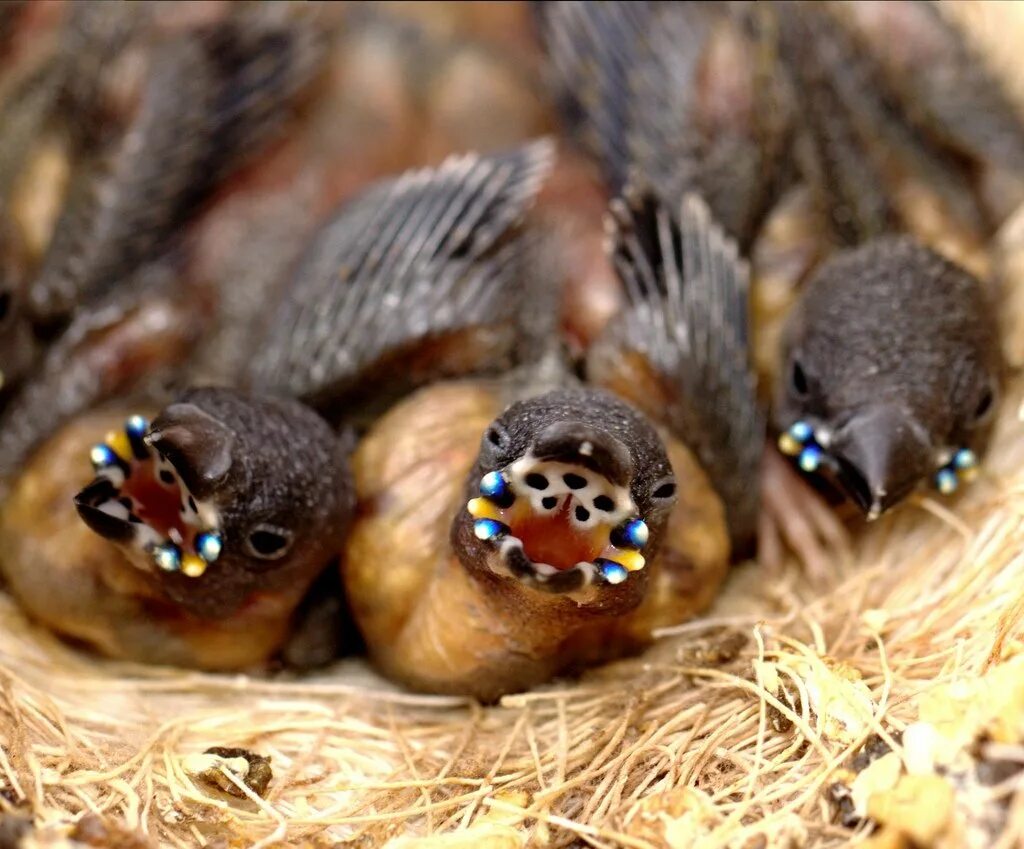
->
[650,477,676,501]
[790,358,809,397]
[973,387,995,423]
[245,525,293,561]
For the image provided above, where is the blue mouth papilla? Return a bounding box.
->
[777,420,828,474]
[934,448,978,495]
[466,467,649,587]
[781,418,980,498]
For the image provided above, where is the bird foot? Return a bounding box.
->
[758,446,851,590]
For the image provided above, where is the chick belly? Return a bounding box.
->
[345,382,541,697]
[345,383,731,698]
[371,555,564,701]
[344,382,600,698]
[0,409,289,670]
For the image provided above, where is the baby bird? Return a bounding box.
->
[250,141,762,700]
[0,144,561,671]
[774,237,1002,518]
[0,388,352,669]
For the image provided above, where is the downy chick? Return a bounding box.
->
[774,237,1003,518]
[0,388,352,669]
[539,0,1015,526]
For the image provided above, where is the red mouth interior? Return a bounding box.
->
[120,461,195,549]
[509,499,605,571]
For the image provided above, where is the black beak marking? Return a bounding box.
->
[532,422,632,486]
[74,480,135,543]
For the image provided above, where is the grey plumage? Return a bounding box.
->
[535,0,789,248]
[835,0,1024,176]
[28,9,325,324]
[534,1,654,192]
[248,140,555,411]
[0,259,198,484]
[590,192,764,548]
[774,1,986,245]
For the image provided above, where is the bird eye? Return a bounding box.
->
[790,358,809,397]
[245,524,293,561]
[973,384,996,424]
[650,476,677,502]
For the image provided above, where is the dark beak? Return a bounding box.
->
[532,421,633,486]
[146,402,234,498]
[830,405,933,520]
[74,479,135,543]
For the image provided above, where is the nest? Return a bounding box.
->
[4,3,1024,848]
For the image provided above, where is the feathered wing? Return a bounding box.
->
[589,190,764,548]
[774,1,986,245]
[30,8,325,322]
[532,1,656,192]
[534,1,789,249]
[247,140,556,415]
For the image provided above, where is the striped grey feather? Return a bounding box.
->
[599,191,763,548]
[248,140,555,407]
[535,1,656,191]
[28,9,325,324]
[621,3,707,201]
[536,1,786,248]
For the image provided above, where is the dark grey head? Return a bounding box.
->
[452,387,676,614]
[75,387,352,618]
[775,237,1003,517]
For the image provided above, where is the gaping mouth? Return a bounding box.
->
[74,415,222,578]
[466,454,648,593]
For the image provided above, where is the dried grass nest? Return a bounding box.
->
[6,3,1024,848]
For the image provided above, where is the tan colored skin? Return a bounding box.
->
[8,133,70,266]
[344,382,729,700]
[0,409,305,670]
